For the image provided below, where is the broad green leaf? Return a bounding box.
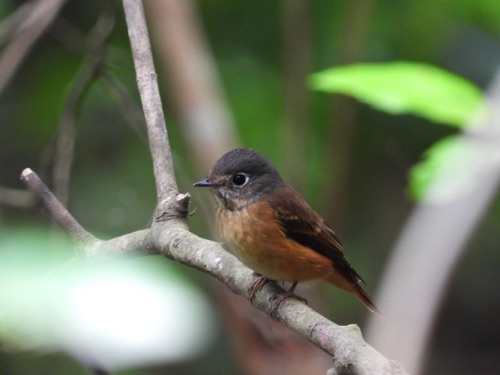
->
[309,62,483,127]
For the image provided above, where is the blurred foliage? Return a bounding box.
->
[0,228,217,372]
[408,134,500,201]
[309,61,484,200]
[0,0,499,374]
[309,62,483,127]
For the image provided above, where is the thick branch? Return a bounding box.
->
[122,0,177,200]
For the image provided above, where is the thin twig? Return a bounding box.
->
[281,0,312,191]
[0,0,67,94]
[103,72,148,141]
[52,1,117,207]
[122,0,177,201]
[0,1,35,46]
[20,168,95,244]
[319,0,375,230]
[0,186,36,208]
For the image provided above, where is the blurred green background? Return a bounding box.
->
[0,0,499,374]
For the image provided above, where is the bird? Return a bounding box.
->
[193,148,378,314]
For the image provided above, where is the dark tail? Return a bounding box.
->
[352,283,382,317]
[325,274,382,317]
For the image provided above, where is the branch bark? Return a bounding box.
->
[21,168,95,245]
[19,1,407,374]
[123,0,177,200]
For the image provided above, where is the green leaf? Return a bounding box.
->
[408,135,499,202]
[309,62,483,127]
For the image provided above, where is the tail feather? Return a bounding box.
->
[352,284,382,317]
[325,274,382,317]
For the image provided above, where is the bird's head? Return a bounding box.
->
[193,148,285,211]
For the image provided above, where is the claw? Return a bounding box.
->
[249,275,273,302]
[270,281,307,316]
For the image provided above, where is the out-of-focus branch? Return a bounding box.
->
[48,12,149,142]
[52,2,117,207]
[366,69,500,374]
[320,0,375,230]
[104,73,148,140]
[0,2,35,46]
[144,0,239,174]
[0,0,67,94]
[281,0,312,191]
[0,186,36,208]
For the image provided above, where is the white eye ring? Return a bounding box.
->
[231,173,249,187]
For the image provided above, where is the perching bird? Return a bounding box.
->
[194,148,378,314]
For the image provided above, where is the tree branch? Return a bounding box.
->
[0,186,35,208]
[144,0,239,174]
[20,168,95,245]
[281,0,312,191]
[52,1,117,207]
[123,0,177,201]
[320,0,375,230]
[104,72,149,140]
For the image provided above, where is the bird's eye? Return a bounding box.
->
[232,173,249,187]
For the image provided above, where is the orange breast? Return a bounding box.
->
[215,201,333,281]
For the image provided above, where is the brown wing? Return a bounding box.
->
[270,185,365,284]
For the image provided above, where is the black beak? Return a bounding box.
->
[193,178,218,188]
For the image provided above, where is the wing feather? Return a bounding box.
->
[270,186,364,284]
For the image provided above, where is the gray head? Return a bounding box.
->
[193,148,285,210]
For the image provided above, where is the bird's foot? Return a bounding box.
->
[269,281,307,316]
[249,275,273,302]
